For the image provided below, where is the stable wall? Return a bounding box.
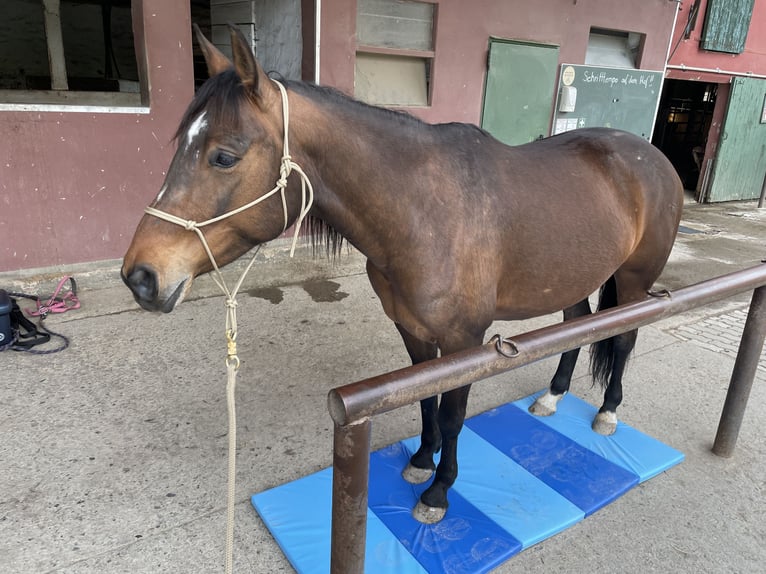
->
[312,0,678,124]
[2,0,682,273]
[0,0,193,272]
[667,0,766,83]
[664,0,766,202]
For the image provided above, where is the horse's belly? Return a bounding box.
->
[494,278,602,321]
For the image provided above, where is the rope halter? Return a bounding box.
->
[144,78,314,331]
[141,79,314,573]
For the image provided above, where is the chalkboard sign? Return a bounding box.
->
[552,64,664,140]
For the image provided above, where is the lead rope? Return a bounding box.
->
[143,79,313,574]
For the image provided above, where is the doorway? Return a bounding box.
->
[652,79,717,192]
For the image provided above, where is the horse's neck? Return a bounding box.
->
[293,97,427,264]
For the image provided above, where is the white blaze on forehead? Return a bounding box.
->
[185,111,208,149]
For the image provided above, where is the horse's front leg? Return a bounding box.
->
[394,324,442,484]
[409,330,485,524]
[413,384,472,524]
[402,396,441,484]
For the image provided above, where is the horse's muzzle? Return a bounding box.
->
[121,264,187,313]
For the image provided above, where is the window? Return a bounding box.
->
[355,0,435,107]
[0,0,143,108]
[192,1,303,91]
[700,0,754,54]
[585,28,644,69]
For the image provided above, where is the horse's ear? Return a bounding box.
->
[194,23,232,76]
[228,24,269,97]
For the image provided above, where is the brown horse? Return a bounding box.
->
[122,26,683,524]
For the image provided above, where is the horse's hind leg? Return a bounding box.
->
[592,328,636,435]
[590,271,648,435]
[395,324,441,485]
[530,298,591,417]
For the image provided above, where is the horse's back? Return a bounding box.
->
[432,125,682,219]
[370,122,683,330]
[479,128,683,320]
[542,128,683,259]
[491,127,683,237]
[507,128,679,196]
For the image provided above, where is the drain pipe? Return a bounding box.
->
[315,0,322,84]
[666,63,766,80]
[652,1,682,138]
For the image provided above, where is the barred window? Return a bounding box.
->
[355,0,435,107]
[0,0,143,109]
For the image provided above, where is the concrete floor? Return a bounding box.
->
[1,197,764,573]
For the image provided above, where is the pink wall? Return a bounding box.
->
[667,0,766,83]
[319,0,678,124]
[2,0,686,272]
[0,0,193,272]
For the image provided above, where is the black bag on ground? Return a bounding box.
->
[0,289,64,353]
[0,289,12,347]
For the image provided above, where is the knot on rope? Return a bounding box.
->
[277,159,292,189]
[224,298,238,309]
[184,220,197,231]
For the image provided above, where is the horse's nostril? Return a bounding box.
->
[124,265,158,302]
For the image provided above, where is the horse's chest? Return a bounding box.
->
[366,262,495,342]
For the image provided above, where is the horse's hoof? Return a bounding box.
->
[592,411,618,435]
[412,501,447,524]
[402,463,434,485]
[529,391,564,417]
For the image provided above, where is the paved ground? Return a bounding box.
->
[1,196,765,573]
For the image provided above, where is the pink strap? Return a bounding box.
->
[29,276,80,317]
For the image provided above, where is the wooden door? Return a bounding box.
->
[481,40,559,146]
[706,77,766,202]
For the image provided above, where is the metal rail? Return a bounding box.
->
[327,263,766,573]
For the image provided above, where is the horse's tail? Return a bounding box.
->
[589,275,618,389]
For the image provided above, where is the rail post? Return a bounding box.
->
[330,418,371,574]
[326,264,766,570]
[712,285,766,456]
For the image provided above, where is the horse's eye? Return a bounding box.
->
[211,151,239,169]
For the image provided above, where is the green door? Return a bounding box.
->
[481,39,559,146]
[706,77,766,202]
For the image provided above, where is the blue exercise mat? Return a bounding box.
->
[252,391,683,573]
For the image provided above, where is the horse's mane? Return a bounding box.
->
[176,71,427,142]
[174,72,492,259]
[283,79,427,129]
[284,79,433,259]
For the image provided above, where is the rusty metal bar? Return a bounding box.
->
[330,418,371,574]
[712,285,766,456]
[327,263,766,573]
[328,263,766,427]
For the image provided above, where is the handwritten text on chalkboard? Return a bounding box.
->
[582,70,656,89]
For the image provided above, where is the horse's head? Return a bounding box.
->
[122,25,305,312]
